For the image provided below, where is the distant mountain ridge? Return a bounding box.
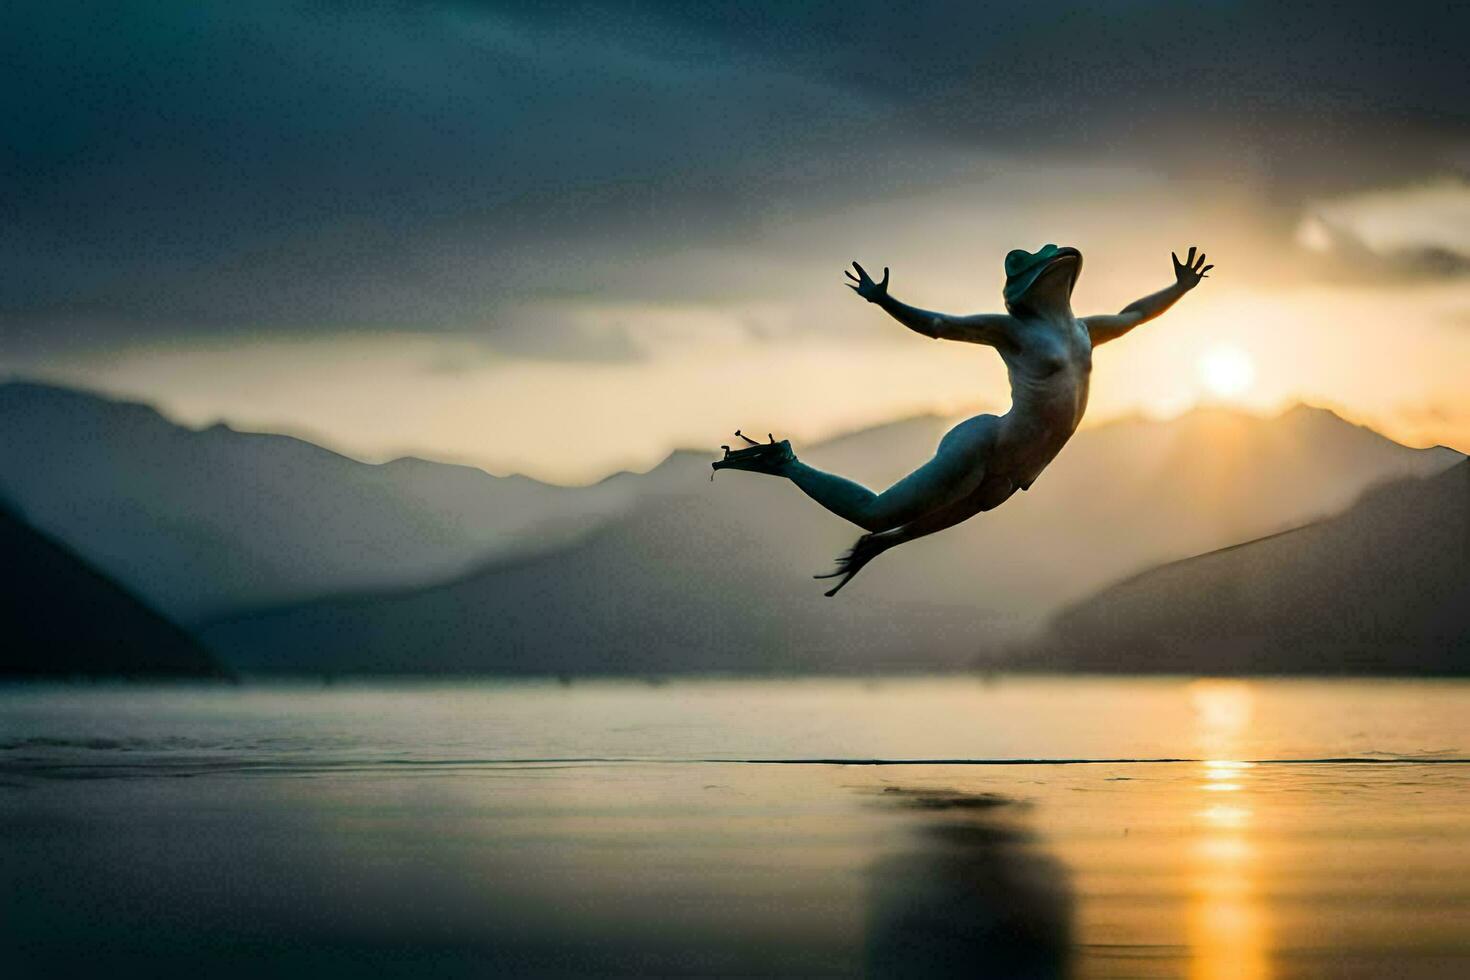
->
[0,381,638,621]
[1027,461,1470,674]
[198,401,1463,674]
[4,379,1461,675]
[0,502,226,679]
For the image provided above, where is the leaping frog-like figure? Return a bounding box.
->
[713,244,1213,595]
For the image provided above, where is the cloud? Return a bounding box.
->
[1295,180,1470,278]
[3,0,1468,362]
[478,301,792,363]
[0,1,882,340]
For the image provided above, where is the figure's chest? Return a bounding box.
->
[1022,321,1093,376]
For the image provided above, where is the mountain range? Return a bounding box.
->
[3,380,1461,675]
[0,382,636,622]
[0,501,226,678]
[1028,460,1469,674]
[193,398,1461,674]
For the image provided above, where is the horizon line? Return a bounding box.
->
[4,372,1460,489]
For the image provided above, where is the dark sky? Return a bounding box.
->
[4,0,1467,358]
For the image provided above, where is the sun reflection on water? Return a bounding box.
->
[1188,681,1268,980]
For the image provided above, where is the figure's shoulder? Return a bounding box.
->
[948,312,1020,348]
[1079,311,1143,346]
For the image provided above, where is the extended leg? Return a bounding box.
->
[816,475,1017,596]
[784,415,997,533]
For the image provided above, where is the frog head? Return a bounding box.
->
[1003,244,1082,317]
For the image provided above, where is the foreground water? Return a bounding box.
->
[3,677,1468,978]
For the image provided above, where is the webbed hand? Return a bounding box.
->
[845,261,889,303]
[1171,247,1213,290]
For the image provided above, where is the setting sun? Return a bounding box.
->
[1198,345,1257,400]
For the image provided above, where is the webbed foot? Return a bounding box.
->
[813,532,892,597]
[711,432,795,477]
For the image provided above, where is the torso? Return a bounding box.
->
[992,315,1092,489]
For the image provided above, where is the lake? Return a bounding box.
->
[3,676,1468,977]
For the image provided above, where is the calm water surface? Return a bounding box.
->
[3,677,1468,977]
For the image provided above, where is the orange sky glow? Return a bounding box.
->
[13,171,1469,484]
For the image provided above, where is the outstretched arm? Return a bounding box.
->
[846,261,1014,349]
[1084,247,1213,346]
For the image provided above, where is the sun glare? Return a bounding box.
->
[1197,345,1257,401]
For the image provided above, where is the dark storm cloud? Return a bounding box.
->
[2,1,1466,353]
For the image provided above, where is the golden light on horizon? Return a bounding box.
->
[1197,344,1257,401]
[31,271,1469,485]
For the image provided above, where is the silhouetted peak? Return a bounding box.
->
[0,378,157,414]
[646,449,717,479]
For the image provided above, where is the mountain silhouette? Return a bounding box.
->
[199,405,1462,674]
[1029,460,1470,674]
[0,503,226,678]
[0,381,636,622]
